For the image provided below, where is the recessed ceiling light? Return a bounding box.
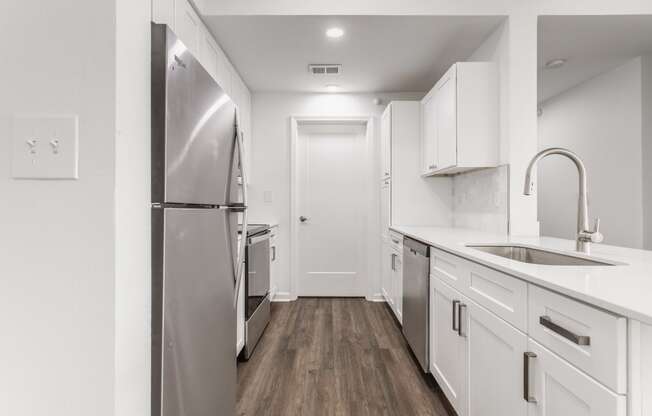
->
[326,84,339,92]
[326,27,344,39]
[545,58,567,69]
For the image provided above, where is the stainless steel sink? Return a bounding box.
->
[466,244,618,266]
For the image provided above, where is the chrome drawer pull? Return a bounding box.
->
[539,316,591,346]
[523,352,537,403]
[452,300,460,332]
[458,303,467,337]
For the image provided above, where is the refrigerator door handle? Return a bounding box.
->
[233,124,249,307]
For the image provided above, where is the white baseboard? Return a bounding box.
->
[271,291,294,302]
[366,292,385,302]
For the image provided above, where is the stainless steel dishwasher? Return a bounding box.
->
[402,237,430,372]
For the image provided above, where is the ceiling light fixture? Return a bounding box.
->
[326,84,339,93]
[326,27,344,39]
[545,58,567,69]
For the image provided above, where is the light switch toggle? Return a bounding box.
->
[26,139,38,154]
[50,139,60,154]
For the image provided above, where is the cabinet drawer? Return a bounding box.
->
[430,247,469,292]
[466,261,527,332]
[389,231,403,253]
[528,285,627,394]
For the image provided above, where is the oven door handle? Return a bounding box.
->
[247,231,272,245]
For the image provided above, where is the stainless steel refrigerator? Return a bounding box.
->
[151,23,248,416]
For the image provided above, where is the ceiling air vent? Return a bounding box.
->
[308,64,342,75]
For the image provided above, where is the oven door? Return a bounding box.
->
[245,231,271,319]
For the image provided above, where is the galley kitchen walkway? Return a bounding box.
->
[236,298,452,416]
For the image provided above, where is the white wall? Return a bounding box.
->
[452,165,509,234]
[538,58,644,248]
[249,92,422,299]
[0,1,117,415]
[643,54,652,250]
[0,1,152,416]
[114,0,152,415]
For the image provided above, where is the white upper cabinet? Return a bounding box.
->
[421,62,499,176]
[173,0,201,55]
[152,0,174,29]
[198,26,220,80]
[380,105,392,179]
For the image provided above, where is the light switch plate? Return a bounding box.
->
[12,115,79,179]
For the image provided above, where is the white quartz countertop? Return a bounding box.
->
[390,225,652,324]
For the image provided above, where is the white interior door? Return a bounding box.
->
[296,122,367,296]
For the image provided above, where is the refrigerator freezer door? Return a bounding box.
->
[152,207,236,416]
[152,24,238,205]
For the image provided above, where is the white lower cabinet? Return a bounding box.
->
[391,248,402,322]
[428,257,628,416]
[381,238,393,306]
[466,299,528,416]
[381,237,403,323]
[430,278,467,413]
[526,339,627,416]
[431,277,527,416]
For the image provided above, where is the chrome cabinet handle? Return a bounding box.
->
[299,216,308,223]
[523,352,537,403]
[458,303,467,337]
[539,316,591,346]
[391,253,397,271]
[271,246,276,261]
[391,238,400,244]
[452,300,460,332]
[428,164,437,170]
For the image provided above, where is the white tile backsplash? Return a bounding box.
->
[452,165,509,234]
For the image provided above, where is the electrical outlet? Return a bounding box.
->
[11,115,79,179]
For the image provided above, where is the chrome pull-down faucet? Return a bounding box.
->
[523,147,603,254]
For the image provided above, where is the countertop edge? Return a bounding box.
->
[391,226,652,325]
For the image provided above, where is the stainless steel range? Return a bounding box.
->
[241,223,273,359]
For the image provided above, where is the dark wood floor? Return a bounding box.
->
[236,298,452,416]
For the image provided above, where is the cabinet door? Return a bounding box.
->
[381,240,392,305]
[526,339,626,416]
[380,178,390,237]
[391,249,403,323]
[381,105,392,178]
[199,28,220,81]
[174,0,201,55]
[435,68,457,170]
[430,278,467,413]
[421,93,438,172]
[465,301,527,416]
[152,0,175,28]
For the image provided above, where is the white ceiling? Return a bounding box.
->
[538,15,652,103]
[204,15,504,93]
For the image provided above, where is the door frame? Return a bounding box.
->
[289,115,377,301]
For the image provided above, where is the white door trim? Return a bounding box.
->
[289,116,376,300]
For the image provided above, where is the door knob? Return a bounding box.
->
[299,216,308,223]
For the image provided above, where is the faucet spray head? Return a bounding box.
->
[523,179,535,195]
